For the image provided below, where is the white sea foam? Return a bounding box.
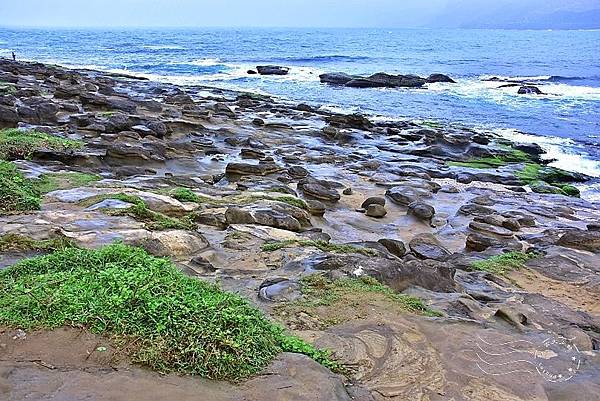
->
[491,128,600,178]
[427,78,600,101]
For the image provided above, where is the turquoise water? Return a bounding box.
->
[1,27,599,178]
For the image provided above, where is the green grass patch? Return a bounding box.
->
[170,187,201,203]
[560,185,580,197]
[262,239,377,256]
[471,251,537,276]
[0,234,77,252]
[0,129,82,161]
[37,172,102,194]
[81,193,196,231]
[0,161,41,214]
[0,82,17,95]
[448,147,534,170]
[272,195,308,210]
[0,244,340,380]
[277,274,440,322]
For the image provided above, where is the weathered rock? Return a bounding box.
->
[409,233,451,261]
[361,196,385,209]
[259,278,302,302]
[143,230,209,260]
[469,221,515,238]
[365,204,387,218]
[306,199,326,216]
[557,229,600,252]
[407,201,435,221]
[377,238,407,258]
[224,202,311,232]
[225,162,281,176]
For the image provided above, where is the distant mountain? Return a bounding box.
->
[431,0,600,30]
[462,9,600,29]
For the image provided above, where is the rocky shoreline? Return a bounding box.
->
[0,59,599,401]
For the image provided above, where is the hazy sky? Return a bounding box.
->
[0,0,598,28]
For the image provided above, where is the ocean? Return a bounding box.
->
[1,27,599,190]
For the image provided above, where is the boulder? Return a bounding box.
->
[143,230,209,260]
[365,204,387,218]
[407,201,435,221]
[409,233,451,261]
[426,73,456,83]
[377,238,407,258]
[225,162,281,176]
[557,229,600,252]
[256,65,289,76]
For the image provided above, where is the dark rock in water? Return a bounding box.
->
[518,85,543,95]
[557,229,600,252]
[514,142,545,156]
[426,74,456,83]
[247,70,258,75]
[588,223,600,231]
[319,72,357,85]
[409,233,451,261]
[252,118,265,126]
[365,204,387,218]
[361,196,385,209]
[256,65,289,76]
[342,187,353,195]
[346,73,426,89]
[407,201,435,221]
[377,238,407,258]
[296,103,314,112]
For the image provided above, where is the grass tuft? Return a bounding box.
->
[88,193,196,231]
[0,161,41,213]
[170,187,200,203]
[0,129,82,160]
[275,274,441,327]
[471,251,537,276]
[37,172,102,194]
[0,234,77,252]
[262,239,377,256]
[0,244,340,380]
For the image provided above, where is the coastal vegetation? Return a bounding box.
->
[0,128,82,160]
[274,274,441,328]
[471,251,537,275]
[0,244,340,380]
[0,160,41,213]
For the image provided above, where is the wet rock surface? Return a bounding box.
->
[0,60,599,401]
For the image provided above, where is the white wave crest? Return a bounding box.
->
[492,128,600,178]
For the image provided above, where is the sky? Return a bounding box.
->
[0,0,598,28]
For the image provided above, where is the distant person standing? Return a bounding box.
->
[11,52,16,61]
